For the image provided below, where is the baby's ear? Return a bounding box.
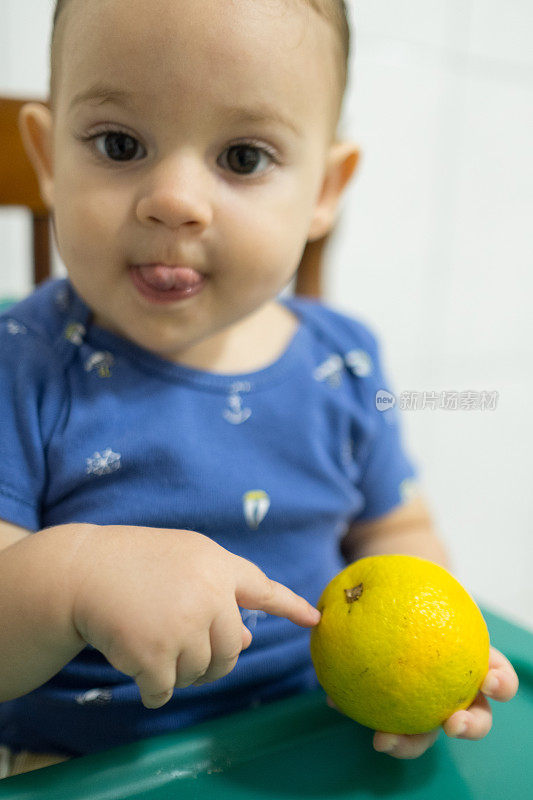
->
[18,102,55,210]
[308,141,359,242]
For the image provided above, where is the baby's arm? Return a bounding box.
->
[0,521,88,702]
[340,493,451,568]
[0,522,320,707]
[0,519,31,548]
[337,494,518,759]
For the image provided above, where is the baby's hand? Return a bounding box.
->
[68,524,320,708]
[327,646,518,759]
[372,646,519,759]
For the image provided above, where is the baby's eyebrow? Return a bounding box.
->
[68,82,302,137]
[217,103,303,138]
[68,83,133,112]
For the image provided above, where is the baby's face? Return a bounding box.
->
[46,0,345,362]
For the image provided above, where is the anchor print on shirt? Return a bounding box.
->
[223,382,252,425]
[243,490,271,529]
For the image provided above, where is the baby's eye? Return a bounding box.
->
[218,143,276,176]
[92,131,145,162]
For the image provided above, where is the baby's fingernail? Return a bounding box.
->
[453,721,467,737]
[375,735,398,753]
[482,672,499,696]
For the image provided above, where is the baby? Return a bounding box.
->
[0,0,517,777]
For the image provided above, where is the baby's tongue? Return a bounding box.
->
[138,265,203,291]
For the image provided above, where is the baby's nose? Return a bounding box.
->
[136,156,213,231]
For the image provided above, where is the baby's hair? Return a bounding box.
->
[49,0,351,120]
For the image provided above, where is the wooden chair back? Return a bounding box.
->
[0,96,51,285]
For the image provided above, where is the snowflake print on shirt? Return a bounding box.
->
[86,449,121,476]
[5,319,28,335]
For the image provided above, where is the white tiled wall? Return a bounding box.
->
[0,0,57,299]
[1,1,532,630]
[328,0,533,630]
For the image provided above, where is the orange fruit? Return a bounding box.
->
[310,555,490,734]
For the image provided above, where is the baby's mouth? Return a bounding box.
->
[137,264,204,291]
[130,263,206,303]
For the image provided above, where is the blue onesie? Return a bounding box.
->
[0,278,417,756]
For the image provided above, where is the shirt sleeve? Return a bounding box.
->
[350,326,419,522]
[0,319,64,531]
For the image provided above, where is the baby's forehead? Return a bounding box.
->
[57,0,340,136]
[60,0,334,62]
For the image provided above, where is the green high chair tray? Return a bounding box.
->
[0,606,531,799]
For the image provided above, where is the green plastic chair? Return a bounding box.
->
[0,606,531,799]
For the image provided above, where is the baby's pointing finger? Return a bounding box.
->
[235,559,321,628]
